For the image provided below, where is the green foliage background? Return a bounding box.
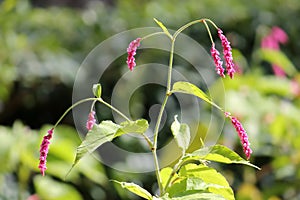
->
[0,0,300,199]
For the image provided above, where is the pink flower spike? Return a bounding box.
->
[38,128,54,176]
[225,113,252,160]
[218,29,235,79]
[126,38,141,71]
[86,111,96,131]
[211,44,225,78]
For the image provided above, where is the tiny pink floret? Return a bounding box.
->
[38,128,54,176]
[126,38,141,71]
[225,112,252,159]
[86,111,96,131]
[218,29,235,79]
[211,44,225,78]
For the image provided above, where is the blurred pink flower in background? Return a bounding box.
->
[261,26,288,77]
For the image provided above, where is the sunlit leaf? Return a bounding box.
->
[186,145,260,169]
[113,180,153,200]
[160,167,183,190]
[171,81,222,110]
[116,119,149,137]
[171,115,190,154]
[93,83,102,98]
[161,167,174,188]
[170,193,225,200]
[178,164,234,200]
[167,177,208,197]
[153,192,224,200]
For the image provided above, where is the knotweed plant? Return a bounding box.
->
[38,18,259,200]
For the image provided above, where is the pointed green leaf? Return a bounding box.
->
[92,83,102,98]
[153,18,172,39]
[171,81,222,110]
[116,119,149,137]
[187,145,260,169]
[72,121,120,167]
[113,181,153,200]
[69,119,149,174]
[258,49,297,76]
[171,115,190,154]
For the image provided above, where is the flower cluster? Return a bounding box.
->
[126,38,141,71]
[218,29,235,78]
[210,29,235,78]
[211,44,225,78]
[38,128,54,176]
[86,111,96,130]
[225,112,252,159]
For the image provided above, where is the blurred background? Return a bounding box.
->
[1,0,300,199]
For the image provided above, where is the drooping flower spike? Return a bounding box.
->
[218,29,235,79]
[38,128,54,176]
[126,38,141,71]
[211,44,225,78]
[86,111,96,131]
[225,112,252,160]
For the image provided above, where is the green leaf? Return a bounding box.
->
[116,119,149,137]
[171,115,190,154]
[178,164,234,200]
[170,193,226,200]
[154,192,225,200]
[153,18,172,39]
[93,83,102,98]
[257,49,297,76]
[160,167,183,190]
[72,120,120,167]
[167,177,208,197]
[69,119,149,173]
[113,180,153,200]
[187,145,260,169]
[171,81,222,110]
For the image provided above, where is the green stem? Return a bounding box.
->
[98,98,131,122]
[141,31,166,41]
[152,37,176,195]
[163,157,183,192]
[54,97,97,128]
[166,41,175,93]
[143,134,154,149]
[151,18,217,195]
[152,94,169,195]
[203,18,219,30]
[163,157,203,194]
[173,19,204,40]
[54,97,131,129]
[203,20,215,44]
